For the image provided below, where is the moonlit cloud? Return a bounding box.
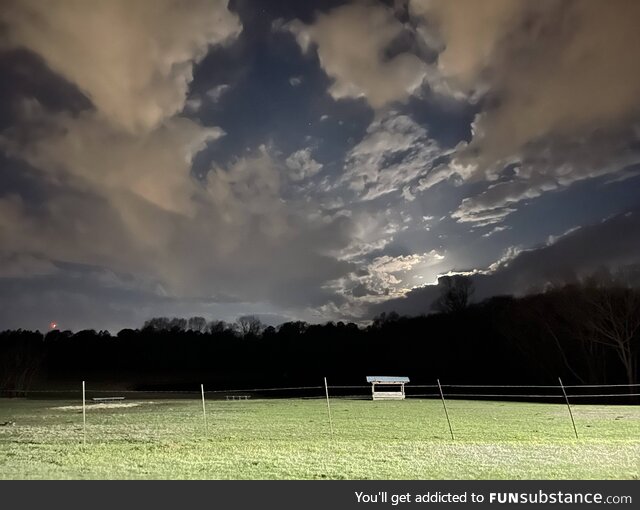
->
[373,210,640,316]
[206,84,231,103]
[1,107,222,216]
[285,1,427,108]
[450,130,640,223]
[0,0,355,329]
[1,0,639,330]
[1,0,241,133]
[365,250,444,296]
[409,0,640,223]
[289,76,303,87]
[341,111,444,201]
[325,249,446,314]
[285,148,323,181]
[330,207,407,261]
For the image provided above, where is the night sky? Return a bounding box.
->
[1,0,640,331]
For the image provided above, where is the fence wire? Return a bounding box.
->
[3,381,640,401]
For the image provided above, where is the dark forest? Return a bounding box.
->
[2,279,638,395]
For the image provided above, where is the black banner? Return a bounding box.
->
[1,481,637,509]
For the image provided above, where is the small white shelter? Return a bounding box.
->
[366,376,409,400]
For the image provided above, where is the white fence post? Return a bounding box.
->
[82,380,86,446]
[558,377,579,439]
[201,383,208,436]
[437,379,455,440]
[324,377,334,437]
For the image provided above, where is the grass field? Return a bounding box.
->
[0,398,638,479]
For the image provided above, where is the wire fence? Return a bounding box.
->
[2,381,640,400]
[1,380,638,445]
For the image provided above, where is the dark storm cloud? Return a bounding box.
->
[373,210,640,317]
[0,49,91,130]
[0,262,292,332]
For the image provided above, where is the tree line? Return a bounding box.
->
[0,278,638,394]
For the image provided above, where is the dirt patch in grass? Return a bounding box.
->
[53,402,157,411]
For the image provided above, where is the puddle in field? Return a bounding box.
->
[52,401,157,411]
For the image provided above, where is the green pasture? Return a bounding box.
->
[0,398,638,479]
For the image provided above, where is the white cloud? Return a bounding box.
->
[410,0,640,222]
[486,246,523,272]
[347,250,446,300]
[482,225,509,238]
[451,133,640,224]
[0,0,358,317]
[341,111,444,201]
[452,205,516,227]
[1,108,222,216]
[184,97,203,113]
[328,207,407,261]
[410,0,524,94]
[206,84,231,103]
[411,0,640,155]
[285,148,323,181]
[285,2,427,108]
[0,143,354,306]
[1,0,241,134]
[370,251,444,275]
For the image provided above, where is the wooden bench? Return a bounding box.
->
[91,396,125,402]
[372,391,405,400]
[225,395,250,401]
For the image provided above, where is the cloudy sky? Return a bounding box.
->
[1,0,640,332]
